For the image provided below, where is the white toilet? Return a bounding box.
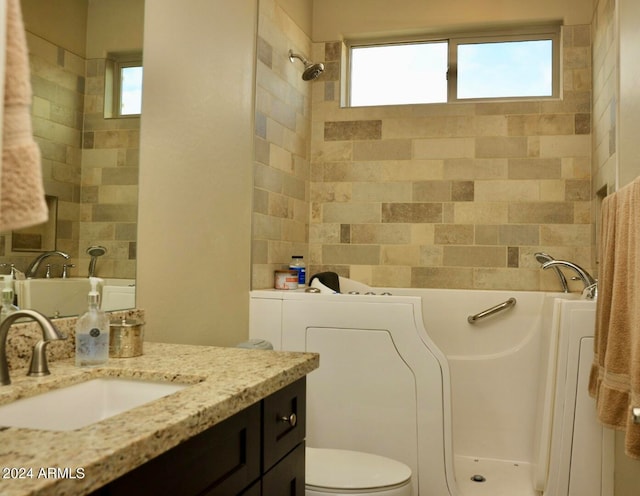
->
[305,447,412,496]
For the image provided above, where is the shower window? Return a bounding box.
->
[346,24,560,107]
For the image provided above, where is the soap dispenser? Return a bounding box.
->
[0,274,18,322]
[75,277,110,366]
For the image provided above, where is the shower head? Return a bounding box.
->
[86,245,107,277]
[288,50,325,81]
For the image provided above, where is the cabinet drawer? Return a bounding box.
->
[262,378,306,470]
[102,402,261,496]
[262,442,305,496]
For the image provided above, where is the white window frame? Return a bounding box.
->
[104,52,143,118]
[344,24,561,107]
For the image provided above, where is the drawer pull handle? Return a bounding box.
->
[280,413,297,427]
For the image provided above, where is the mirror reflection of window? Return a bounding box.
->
[105,52,143,118]
[120,65,143,115]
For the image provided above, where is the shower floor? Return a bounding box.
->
[454,455,539,496]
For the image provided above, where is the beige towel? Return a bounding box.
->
[0,0,47,232]
[589,176,640,459]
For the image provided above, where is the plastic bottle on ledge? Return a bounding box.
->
[0,274,18,322]
[75,277,110,367]
[289,256,306,286]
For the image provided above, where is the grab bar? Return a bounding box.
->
[633,408,640,424]
[467,298,517,324]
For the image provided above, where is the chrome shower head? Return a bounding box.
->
[86,245,107,277]
[288,50,325,81]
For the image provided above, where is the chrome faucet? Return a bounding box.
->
[541,260,597,299]
[24,251,70,279]
[0,310,66,385]
[534,252,569,292]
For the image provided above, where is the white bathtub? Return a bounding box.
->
[250,285,613,496]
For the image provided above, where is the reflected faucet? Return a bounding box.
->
[25,251,70,279]
[0,309,66,385]
[541,260,597,299]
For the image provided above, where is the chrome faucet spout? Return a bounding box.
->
[25,251,70,279]
[541,260,597,298]
[0,309,66,385]
[534,252,569,292]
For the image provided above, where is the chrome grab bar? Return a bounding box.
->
[467,298,517,324]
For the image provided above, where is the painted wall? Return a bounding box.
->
[617,0,640,189]
[312,0,594,41]
[137,0,256,346]
[21,0,87,57]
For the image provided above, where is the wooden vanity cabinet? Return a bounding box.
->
[92,378,306,496]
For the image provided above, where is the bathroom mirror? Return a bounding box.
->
[0,0,144,315]
[11,195,58,252]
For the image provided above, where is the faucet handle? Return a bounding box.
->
[27,323,67,377]
[61,264,75,279]
[28,340,53,377]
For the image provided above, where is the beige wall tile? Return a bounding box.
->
[372,265,411,287]
[381,245,421,265]
[435,224,474,244]
[443,246,506,267]
[508,202,574,224]
[454,203,509,224]
[324,120,382,140]
[382,203,443,223]
[411,267,473,288]
[353,182,412,202]
[414,137,475,159]
[353,139,412,160]
[476,136,528,158]
[351,224,412,244]
[323,203,381,223]
[475,180,540,201]
[323,244,380,264]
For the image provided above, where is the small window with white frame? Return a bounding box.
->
[346,24,560,107]
[104,52,143,118]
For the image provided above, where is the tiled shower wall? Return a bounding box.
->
[0,32,138,279]
[252,0,312,289]
[307,25,593,291]
[81,58,138,279]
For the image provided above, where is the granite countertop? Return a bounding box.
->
[0,342,319,496]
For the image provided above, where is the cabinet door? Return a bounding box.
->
[102,402,261,496]
[263,378,306,470]
[262,443,305,496]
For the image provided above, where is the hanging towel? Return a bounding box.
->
[588,175,640,459]
[0,0,47,232]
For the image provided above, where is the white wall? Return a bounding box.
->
[312,0,593,41]
[617,0,640,189]
[137,0,256,346]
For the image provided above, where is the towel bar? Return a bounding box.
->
[467,298,517,324]
[633,407,640,424]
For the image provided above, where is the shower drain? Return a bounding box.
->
[470,474,487,483]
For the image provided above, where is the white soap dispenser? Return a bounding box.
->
[75,277,110,367]
[0,274,18,322]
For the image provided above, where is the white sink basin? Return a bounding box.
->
[0,378,187,431]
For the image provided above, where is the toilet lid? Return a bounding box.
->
[306,447,412,491]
